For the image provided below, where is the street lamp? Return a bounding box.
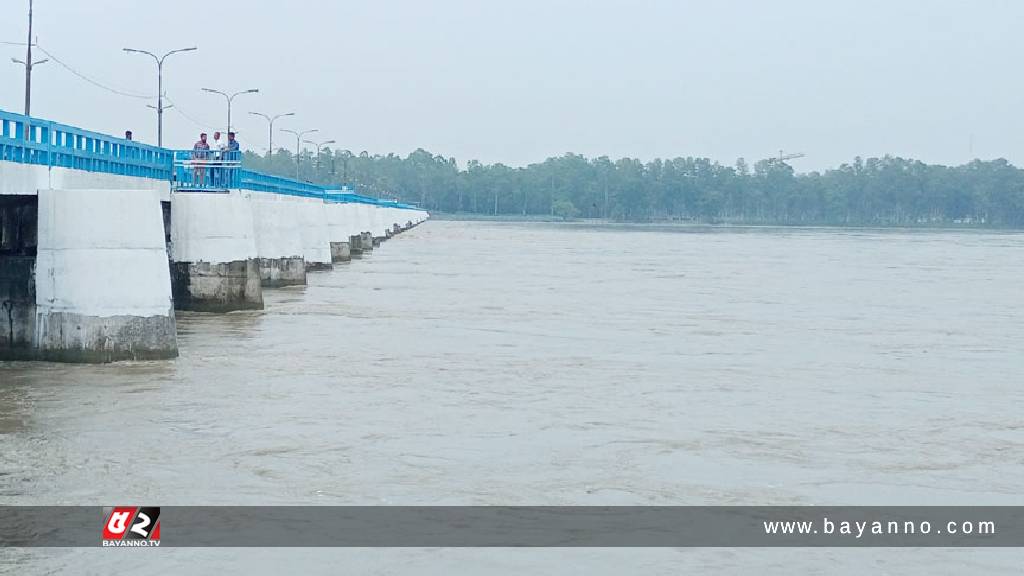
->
[281,128,318,179]
[123,46,197,146]
[202,87,259,135]
[303,138,336,178]
[248,111,294,158]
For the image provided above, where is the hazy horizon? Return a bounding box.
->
[1,0,1021,171]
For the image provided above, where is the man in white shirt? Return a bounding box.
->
[211,132,224,186]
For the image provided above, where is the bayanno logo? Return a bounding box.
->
[102,507,161,547]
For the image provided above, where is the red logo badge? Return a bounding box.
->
[102,507,161,547]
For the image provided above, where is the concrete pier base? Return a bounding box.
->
[252,193,307,288]
[299,199,333,271]
[171,190,264,312]
[171,259,263,312]
[259,256,306,287]
[326,202,358,263]
[34,311,177,363]
[330,241,351,263]
[34,188,178,362]
[348,234,364,257]
[361,232,375,251]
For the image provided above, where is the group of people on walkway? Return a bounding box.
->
[191,131,241,188]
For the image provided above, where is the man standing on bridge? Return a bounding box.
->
[192,132,210,187]
[225,132,240,186]
[226,132,240,156]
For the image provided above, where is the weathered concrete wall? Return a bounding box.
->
[298,198,332,271]
[170,259,263,312]
[258,256,306,287]
[251,192,306,287]
[171,190,263,311]
[33,188,178,362]
[329,241,351,262]
[349,233,366,257]
[0,196,37,359]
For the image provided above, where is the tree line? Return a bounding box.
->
[242,148,1024,227]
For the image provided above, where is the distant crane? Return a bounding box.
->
[775,150,805,164]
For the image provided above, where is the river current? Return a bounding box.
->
[2,221,1022,573]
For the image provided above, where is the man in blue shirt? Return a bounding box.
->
[226,132,240,158]
[225,132,241,186]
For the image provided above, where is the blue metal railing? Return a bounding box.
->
[0,107,421,209]
[0,108,173,180]
[173,149,241,191]
[238,169,325,198]
[324,189,381,204]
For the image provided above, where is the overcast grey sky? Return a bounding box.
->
[1,0,1020,170]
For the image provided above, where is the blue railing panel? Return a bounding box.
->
[238,169,325,198]
[0,108,173,181]
[173,150,241,191]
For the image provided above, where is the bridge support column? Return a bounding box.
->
[372,206,389,244]
[354,205,375,251]
[33,189,178,362]
[252,193,306,287]
[299,199,333,271]
[326,202,352,263]
[171,190,263,312]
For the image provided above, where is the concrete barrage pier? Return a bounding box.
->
[0,109,428,362]
[252,192,307,287]
[170,189,264,313]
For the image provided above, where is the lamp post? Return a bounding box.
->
[338,149,353,183]
[123,46,197,146]
[281,128,317,179]
[202,87,258,135]
[248,111,294,158]
[303,138,335,179]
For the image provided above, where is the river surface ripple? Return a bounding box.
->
[2,221,1022,573]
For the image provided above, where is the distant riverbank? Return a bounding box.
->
[429,212,1024,231]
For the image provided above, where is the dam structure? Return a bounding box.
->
[0,109,428,363]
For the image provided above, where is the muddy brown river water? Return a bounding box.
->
[2,221,1022,573]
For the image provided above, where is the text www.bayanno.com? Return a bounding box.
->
[763,517,996,539]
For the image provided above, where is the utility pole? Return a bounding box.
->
[124,46,197,146]
[202,87,258,135]
[249,111,294,158]
[11,0,48,117]
[281,128,317,179]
